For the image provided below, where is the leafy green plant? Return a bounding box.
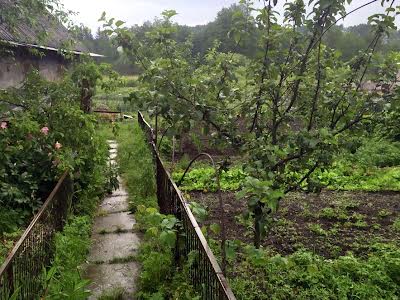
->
[0,230,22,265]
[188,202,208,223]
[173,167,246,192]
[378,209,392,218]
[42,216,92,299]
[319,208,336,219]
[392,218,400,232]
[353,138,400,168]
[308,223,328,236]
[116,122,199,299]
[231,243,400,300]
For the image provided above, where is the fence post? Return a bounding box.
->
[6,265,13,297]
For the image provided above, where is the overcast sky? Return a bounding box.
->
[61,0,399,33]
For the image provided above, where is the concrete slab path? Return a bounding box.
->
[84,140,140,300]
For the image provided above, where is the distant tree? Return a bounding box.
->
[191,3,258,57]
[72,24,94,42]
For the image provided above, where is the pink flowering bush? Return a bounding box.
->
[40,126,49,135]
[0,116,60,231]
[0,74,109,233]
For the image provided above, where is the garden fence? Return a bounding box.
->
[0,172,73,299]
[138,112,236,300]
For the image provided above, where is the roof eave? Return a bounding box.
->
[1,40,105,58]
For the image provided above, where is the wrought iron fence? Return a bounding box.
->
[0,172,73,299]
[138,112,236,300]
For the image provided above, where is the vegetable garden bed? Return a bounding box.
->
[189,190,399,258]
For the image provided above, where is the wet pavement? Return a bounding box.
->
[84,140,140,299]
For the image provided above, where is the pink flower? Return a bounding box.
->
[1,122,7,129]
[54,142,62,150]
[40,127,49,135]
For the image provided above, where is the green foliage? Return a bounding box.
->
[0,68,112,288]
[174,160,400,193]
[380,85,400,141]
[392,218,400,232]
[173,167,246,192]
[231,244,400,300]
[187,202,208,223]
[0,230,22,265]
[318,163,400,191]
[353,138,400,168]
[43,216,92,299]
[308,223,329,236]
[102,0,400,247]
[71,61,120,96]
[116,122,157,210]
[116,121,199,299]
[319,207,336,219]
[0,71,110,233]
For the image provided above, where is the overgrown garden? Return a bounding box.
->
[100,0,400,298]
[1,0,400,299]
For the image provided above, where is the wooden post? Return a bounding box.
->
[155,112,158,144]
[7,264,14,297]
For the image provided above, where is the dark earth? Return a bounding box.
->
[189,190,400,258]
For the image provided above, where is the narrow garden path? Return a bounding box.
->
[84,140,140,299]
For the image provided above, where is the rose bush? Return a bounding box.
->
[0,70,110,234]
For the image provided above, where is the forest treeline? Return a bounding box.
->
[73,4,400,75]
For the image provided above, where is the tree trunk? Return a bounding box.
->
[254,203,263,249]
[80,78,93,114]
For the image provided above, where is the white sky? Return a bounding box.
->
[61,0,400,33]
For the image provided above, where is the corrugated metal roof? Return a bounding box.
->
[0,0,101,56]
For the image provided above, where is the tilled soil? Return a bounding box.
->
[189,190,400,258]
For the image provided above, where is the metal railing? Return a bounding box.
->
[138,112,236,300]
[0,172,73,299]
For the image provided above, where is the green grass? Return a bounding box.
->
[116,120,199,299]
[96,122,117,141]
[44,216,93,299]
[117,121,157,211]
[171,164,400,192]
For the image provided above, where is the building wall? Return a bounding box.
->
[0,48,69,89]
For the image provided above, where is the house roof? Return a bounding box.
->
[0,0,103,57]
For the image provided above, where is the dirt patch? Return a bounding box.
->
[189,190,400,258]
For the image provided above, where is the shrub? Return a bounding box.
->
[0,72,110,232]
[354,138,400,168]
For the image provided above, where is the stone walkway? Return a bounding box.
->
[84,140,140,299]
